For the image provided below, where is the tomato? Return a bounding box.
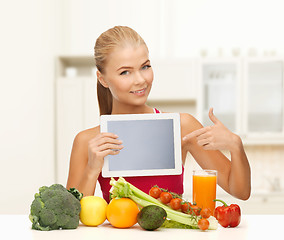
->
[181,202,202,215]
[198,218,209,231]
[181,202,190,213]
[190,205,201,216]
[200,208,212,219]
[149,187,162,199]
[170,198,182,210]
[106,198,140,228]
[160,192,173,204]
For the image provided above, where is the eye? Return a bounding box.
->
[120,70,129,75]
[142,65,151,70]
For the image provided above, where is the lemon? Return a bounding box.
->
[80,196,108,226]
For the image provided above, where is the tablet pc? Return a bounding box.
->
[100,113,182,177]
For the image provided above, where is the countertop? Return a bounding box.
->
[1,214,281,240]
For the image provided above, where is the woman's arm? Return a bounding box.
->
[66,128,123,197]
[66,131,100,196]
[181,109,251,200]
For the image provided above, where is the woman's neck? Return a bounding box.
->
[111,102,153,115]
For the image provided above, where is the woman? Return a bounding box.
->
[66,26,251,202]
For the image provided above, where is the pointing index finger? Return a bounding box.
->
[183,127,208,141]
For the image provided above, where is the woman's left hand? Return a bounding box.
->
[183,108,239,151]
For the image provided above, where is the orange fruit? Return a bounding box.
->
[106,198,140,228]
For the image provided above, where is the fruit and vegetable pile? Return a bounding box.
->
[29,177,241,231]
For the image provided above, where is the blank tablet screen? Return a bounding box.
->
[107,119,175,171]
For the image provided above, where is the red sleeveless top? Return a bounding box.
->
[97,108,184,202]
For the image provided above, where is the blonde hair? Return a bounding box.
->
[94,26,148,115]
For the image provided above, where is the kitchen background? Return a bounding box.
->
[1,0,284,215]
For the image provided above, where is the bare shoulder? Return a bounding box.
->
[69,125,100,164]
[74,125,100,146]
[180,113,203,137]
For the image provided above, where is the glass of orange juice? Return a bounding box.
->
[192,170,217,213]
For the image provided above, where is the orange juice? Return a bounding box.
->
[192,170,217,213]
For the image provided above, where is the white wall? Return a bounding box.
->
[0,0,57,214]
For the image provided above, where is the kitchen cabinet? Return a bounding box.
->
[243,58,283,135]
[55,56,99,185]
[197,58,242,132]
[197,57,284,145]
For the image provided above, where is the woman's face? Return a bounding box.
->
[99,44,153,107]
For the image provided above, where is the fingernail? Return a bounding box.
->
[183,136,187,141]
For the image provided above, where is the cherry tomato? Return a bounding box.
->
[200,208,212,219]
[181,202,190,213]
[149,187,162,199]
[190,205,201,216]
[170,198,182,210]
[198,218,209,231]
[160,192,173,204]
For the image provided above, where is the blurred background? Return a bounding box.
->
[1,0,284,214]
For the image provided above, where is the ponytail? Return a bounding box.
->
[97,81,112,115]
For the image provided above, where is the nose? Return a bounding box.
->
[134,71,146,85]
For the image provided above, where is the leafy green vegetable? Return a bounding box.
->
[29,184,82,231]
[110,177,218,230]
[68,187,83,201]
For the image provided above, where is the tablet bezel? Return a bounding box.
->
[100,113,182,177]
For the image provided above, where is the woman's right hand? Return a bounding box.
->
[87,132,123,172]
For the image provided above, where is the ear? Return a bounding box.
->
[96,70,109,88]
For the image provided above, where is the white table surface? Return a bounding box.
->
[1,214,281,240]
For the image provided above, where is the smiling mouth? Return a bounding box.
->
[130,88,147,94]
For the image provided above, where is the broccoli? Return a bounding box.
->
[29,184,82,231]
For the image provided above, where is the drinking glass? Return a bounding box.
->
[192,170,217,213]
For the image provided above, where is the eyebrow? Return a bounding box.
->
[117,59,150,72]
